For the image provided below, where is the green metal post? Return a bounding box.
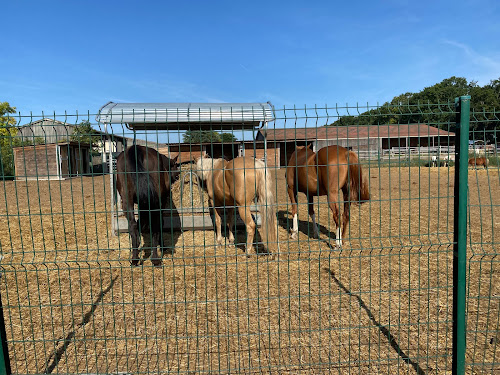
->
[0,290,12,375]
[453,95,470,375]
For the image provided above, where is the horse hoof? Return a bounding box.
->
[151,259,162,267]
[131,260,139,267]
[290,231,298,240]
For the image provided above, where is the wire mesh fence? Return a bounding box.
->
[0,99,497,374]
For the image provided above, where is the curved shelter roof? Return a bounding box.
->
[96,102,275,130]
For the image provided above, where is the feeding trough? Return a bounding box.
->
[96,102,275,235]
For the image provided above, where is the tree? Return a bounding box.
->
[220,132,237,143]
[183,130,238,143]
[0,102,18,178]
[70,120,101,151]
[328,76,500,134]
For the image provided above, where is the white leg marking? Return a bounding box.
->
[290,213,299,239]
[336,227,342,248]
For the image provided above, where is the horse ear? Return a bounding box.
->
[172,154,179,164]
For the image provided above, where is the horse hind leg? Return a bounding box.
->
[214,206,225,247]
[341,189,351,249]
[237,205,256,257]
[150,231,162,267]
[288,187,299,239]
[126,208,141,266]
[226,208,236,245]
[308,195,320,239]
[327,191,342,249]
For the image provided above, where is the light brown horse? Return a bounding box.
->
[286,144,370,248]
[195,155,279,258]
[468,156,489,169]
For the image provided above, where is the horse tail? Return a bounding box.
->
[347,151,370,203]
[126,146,161,234]
[254,160,278,247]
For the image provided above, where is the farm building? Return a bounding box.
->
[155,124,454,169]
[17,117,129,156]
[13,142,91,180]
[159,140,280,167]
[257,123,455,167]
[14,118,133,177]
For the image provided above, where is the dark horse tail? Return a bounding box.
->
[126,146,162,235]
[347,151,370,203]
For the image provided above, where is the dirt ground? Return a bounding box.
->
[0,165,498,374]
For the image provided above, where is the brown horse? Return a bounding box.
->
[468,156,489,169]
[115,145,179,266]
[195,155,279,258]
[286,144,370,248]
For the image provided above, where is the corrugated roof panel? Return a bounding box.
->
[264,124,454,141]
[96,102,275,130]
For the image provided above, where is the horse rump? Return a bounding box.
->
[124,146,162,234]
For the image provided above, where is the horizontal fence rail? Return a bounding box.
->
[0,100,498,374]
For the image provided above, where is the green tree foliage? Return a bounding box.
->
[330,76,500,133]
[220,132,237,143]
[0,102,18,178]
[183,130,237,143]
[70,120,101,151]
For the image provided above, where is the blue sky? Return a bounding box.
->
[3,0,500,117]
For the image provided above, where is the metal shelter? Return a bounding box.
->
[96,102,275,130]
[96,102,275,233]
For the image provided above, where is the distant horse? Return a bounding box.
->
[468,157,489,169]
[195,155,279,258]
[286,145,370,248]
[115,145,180,266]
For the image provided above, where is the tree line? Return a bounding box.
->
[330,76,500,135]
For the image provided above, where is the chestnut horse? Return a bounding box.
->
[115,145,179,266]
[286,145,370,248]
[195,155,279,258]
[468,157,489,169]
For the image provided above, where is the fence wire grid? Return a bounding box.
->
[0,99,498,374]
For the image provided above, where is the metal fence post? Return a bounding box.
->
[453,95,470,375]
[0,289,12,375]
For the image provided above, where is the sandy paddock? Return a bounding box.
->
[0,165,498,374]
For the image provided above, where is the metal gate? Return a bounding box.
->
[0,97,498,374]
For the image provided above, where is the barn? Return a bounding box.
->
[14,118,130,178]
[159,140,280,167]
[257,123,455,167]
[156,124,453,169]
[13,142,91,180]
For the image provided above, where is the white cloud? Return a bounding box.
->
[442,39,500,83]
